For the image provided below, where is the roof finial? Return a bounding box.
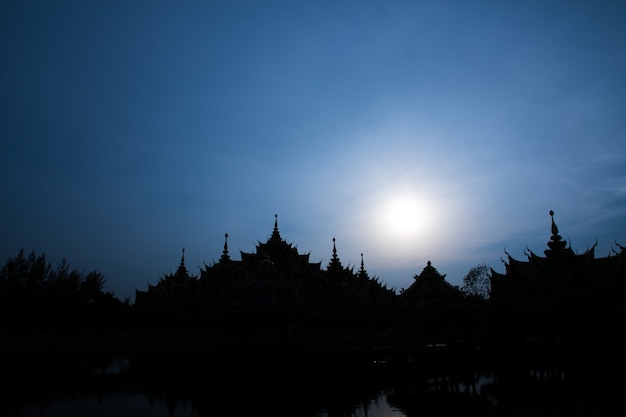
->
[358,253,369,279]
[270,213,282,242]
[220,233,231,263]
[175,248,189,278]
[327,237,343,271]
[546,209,566,257]
[550,210,559,235]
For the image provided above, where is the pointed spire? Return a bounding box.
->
[358,253,369,279]
[327,237,344,272]
[175,248,188,277]
[219,233,231,263]
[545,210,567,258]
[269,213,282,242]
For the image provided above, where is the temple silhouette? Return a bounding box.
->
[3,211,625,417]
[133,211,626,351]
[134,214,397,333]
[489,210,626,357]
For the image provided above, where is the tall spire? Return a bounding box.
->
[327,237,343,272]
[175,248,188,277]
[269,213,282,242]
[358,252,369,279]
[219,233,231,263]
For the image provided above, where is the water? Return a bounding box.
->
[1,352,623,417]
[12,392,410,417]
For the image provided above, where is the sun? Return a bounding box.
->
[381,194,430,238]
[356,185,446,264]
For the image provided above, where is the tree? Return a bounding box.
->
[461,263,491,301]
[0,249,124,333]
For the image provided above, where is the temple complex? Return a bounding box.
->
[134,211,626,348]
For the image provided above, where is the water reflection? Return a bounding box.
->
[2,352,624,417]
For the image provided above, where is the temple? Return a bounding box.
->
[134,211,626,347]
[135,214,398,332]
[396,260,470,338]
[489,210,626,348]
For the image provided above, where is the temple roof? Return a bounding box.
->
[402,261,459,297]
[398,261,465,313]
[490,210,626,311]
[247,214,311,265]
[326,237,344,272]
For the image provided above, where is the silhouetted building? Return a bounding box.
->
[133,210,626,346]
[396,261,470,341]
[489,210,626,348]
[134,215,395,333]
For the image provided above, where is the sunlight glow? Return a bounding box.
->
[363,185,445,265]
[382,194,429,238]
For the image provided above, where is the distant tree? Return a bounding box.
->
[80,270,107,303]
[460,263,491,301]
[0,249,127,333]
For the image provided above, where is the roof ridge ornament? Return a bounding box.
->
[545,210,567,258]
[219,233,231,263]
[270,213,282,242]
[550,210,559,236]
[327,237,344,271]
[175,248,189,277]
[358,253,369,279]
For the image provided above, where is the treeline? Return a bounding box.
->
[0,249,130,334]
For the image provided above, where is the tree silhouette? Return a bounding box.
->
[0,249,127,333]
[460,263,490,301]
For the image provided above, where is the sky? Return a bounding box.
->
[2,0,626,302]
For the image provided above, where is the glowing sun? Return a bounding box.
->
[381,194,430,238]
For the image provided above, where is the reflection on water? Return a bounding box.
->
[91,354,131,376]
[2,351,624,417]
[13,391,408,417]
[17,395,194,417]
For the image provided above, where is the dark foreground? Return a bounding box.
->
[2,333,625,416]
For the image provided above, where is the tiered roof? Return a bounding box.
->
[399,261,466,312]
[490,210,626,312]
[135,214,398,328]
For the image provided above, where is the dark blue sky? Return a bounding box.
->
[2,0,626,301]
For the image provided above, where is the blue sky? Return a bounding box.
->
[2,1,625,301]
